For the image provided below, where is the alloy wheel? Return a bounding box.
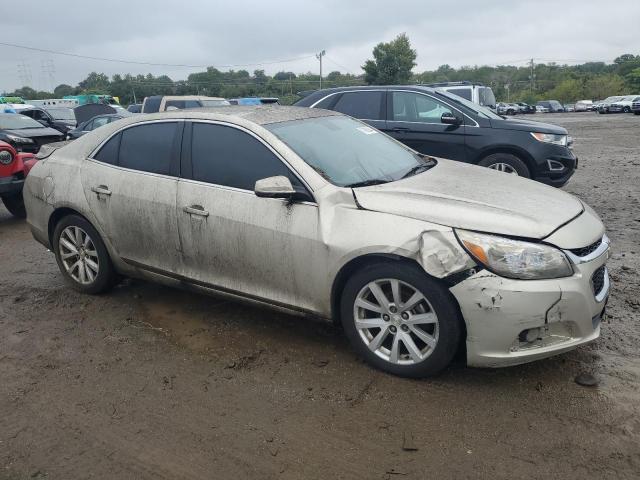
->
[59,226,100,285]
[353,278,439,365]
[487,162,519,174]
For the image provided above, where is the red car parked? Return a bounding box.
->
[0,141,37,218]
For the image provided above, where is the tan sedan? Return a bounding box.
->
[24,107,609,377]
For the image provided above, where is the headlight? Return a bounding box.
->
[5,134,34,144]
[455,229,573,280]
[0,149,13,164]
[530,132,568,146]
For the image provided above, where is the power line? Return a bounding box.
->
[0,41,315,69]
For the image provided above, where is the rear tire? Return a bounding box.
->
[340,262,462,378]
[1,193,26,218]
[52,214,118,294]
[478,153,530,178]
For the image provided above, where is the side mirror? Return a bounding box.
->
[441,112,462,125]
[254,175,296,199]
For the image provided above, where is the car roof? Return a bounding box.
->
[125,105,339,126]
[304,85,438,94]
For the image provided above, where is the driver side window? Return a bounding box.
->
[392,92,454,124]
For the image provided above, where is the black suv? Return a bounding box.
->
[294,86,577,187]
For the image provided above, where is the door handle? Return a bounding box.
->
[91,185,112,196]
[183,205,209,217]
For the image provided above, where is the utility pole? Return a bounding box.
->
[529,58,535,93]
[316,50,325,89]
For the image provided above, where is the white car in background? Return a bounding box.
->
[608,95,640,113]
[574,100,593,112]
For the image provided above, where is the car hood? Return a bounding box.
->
[353,159,583,240]
[3,127,64,138]
[490,117,567,134]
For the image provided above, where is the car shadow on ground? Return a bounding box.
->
[106,277,599,391]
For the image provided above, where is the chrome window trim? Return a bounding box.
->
[308,89,385,111]
[87,117,315,202]
[85,157,180,182]
[563,234,610,265]
[188,119,316,200]
[309,88,479,127]
[88,118,185,159]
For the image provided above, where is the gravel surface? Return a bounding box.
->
[1,112,638,479]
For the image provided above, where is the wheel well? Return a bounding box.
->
[330,253,468,359]
[47,207,84,246]
[475,147,537,176]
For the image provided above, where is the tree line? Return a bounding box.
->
[4,35,640,106]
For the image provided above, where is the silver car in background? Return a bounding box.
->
[23,107,609,377]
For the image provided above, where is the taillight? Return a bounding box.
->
[0,149,14,165]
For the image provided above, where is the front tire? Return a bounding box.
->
[1,193,26,218]
[478,153,530,178]
[340,262,462,378]
[53,214,118,294]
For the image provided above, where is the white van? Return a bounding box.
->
[26,98,79,108]
[423,81,496,110]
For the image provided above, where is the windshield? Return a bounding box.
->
[266,116,431,187]
[604,96,622,102]
[200,99,231,107]
[0,114,44,130]
[47,108,75,120]
[437,90,502,120]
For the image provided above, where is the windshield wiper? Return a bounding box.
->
[344,179,390,188]
[401,164,432,179]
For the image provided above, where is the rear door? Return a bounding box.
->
[80,121,183,272]
[386,90,467,161]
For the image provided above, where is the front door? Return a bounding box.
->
[175,121,325,312]
[386,90,467,161]
[80,121,183,272]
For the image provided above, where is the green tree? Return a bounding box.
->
[546,78,584,103]
[53,84,75,97]
[78,72,110,92]
[625,68,640,92]
[584,74,626,99]
[362,33,417,84]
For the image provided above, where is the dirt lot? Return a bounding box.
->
[1,113,639,480]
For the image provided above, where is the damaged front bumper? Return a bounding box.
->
[449,245,609,368]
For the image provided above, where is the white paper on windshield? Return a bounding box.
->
[356,126,377,135]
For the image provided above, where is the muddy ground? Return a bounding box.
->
[1,113,639,479]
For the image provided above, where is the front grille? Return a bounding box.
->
[569,238,602,257]
[592,266,606,296]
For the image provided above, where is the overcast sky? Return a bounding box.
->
[2,0,639,92]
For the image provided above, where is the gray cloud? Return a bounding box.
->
[2,0,639,92]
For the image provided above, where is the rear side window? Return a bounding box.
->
[190,123,301,190]
[313,95,338,109]
[142,96,162,113]
[165,100,201,110]
[332,91,384,120]
[118,122,178,175]
[93,132,121,165]
[446,88,472,101]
